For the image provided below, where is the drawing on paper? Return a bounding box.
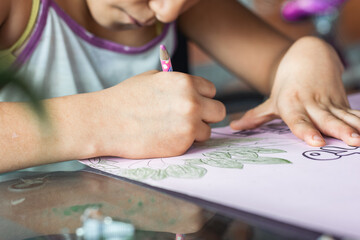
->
[233,122,291,137]
[191,137,262,148]
[86,138,292,181]
[211,122,291,137]
[303,146,360,161]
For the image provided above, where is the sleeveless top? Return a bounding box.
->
[0,0,177,101]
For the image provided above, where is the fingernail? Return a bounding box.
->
[313,135,324,142]
[351,133,360,138]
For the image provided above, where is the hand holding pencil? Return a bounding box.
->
[73,45,225,161]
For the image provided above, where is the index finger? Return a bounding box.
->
[279,102,326,147]
[192,75,217,98]
[161,72,216,98]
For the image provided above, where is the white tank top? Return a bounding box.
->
[0,0,177,101]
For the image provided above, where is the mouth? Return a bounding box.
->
[128,15,156,27]
[110,5,156,29]
[128,15,143,27]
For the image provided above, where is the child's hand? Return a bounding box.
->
[90,70,226,158]
[230,37,360,147]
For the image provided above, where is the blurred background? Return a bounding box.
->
[187,0,360,116]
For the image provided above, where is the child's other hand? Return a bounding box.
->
[230,36,360,147]
[90,70,226,158]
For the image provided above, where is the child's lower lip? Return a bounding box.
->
[127,15,143,27]
[144,18,156,26]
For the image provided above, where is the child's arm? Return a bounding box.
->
[0,71,225,173]
[179,0,291,95]
[0,0,11,26]
[179,0,360,147]
[0,0,11,47]
[0,0,32,49]
[0,95,93,172]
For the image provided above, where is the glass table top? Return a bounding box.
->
[0,161,331,240]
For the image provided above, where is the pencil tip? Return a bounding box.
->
[159,44,170,60]
[160,44,166,51]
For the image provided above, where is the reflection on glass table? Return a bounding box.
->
[0,163,329,240]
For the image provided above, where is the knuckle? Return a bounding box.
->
[349,109,360,118]
[207,81,216,96]
[341,126,356,135]
[179,121,197,136]
[180,97,200,115]
[282,91,301,102]
[218,102,226,120]
[328,127,349,140]
[304,129,320,138]
[323,112,336,123]
[289,115,309,126]
[337,111,350,122]
[177,75,194,89]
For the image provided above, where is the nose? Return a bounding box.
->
[148,0,184,23]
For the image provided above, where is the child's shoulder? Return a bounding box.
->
[0,0,33,50]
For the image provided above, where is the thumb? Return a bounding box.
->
[230,99,278,130]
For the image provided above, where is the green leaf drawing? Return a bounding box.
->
[121,168,156,180]
[233,157,292,164]
[120,164,207,180]
[227,151,259,159]
[97,160,122,169]
[200,158,244,169]
[150,169,168,180]
[184,159,203,165]
[113,141,291,181]
[187,146,290,170]
[165,164,207,178]
[236,147,286,154]
[203,151,231,159]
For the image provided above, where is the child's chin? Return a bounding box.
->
[107,23,142,31]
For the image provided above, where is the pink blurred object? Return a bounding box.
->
[281,0,347,21]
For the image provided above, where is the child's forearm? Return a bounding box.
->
[0,94,97,173]
[179,0,292,95]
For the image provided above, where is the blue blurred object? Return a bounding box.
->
[76,208,135,240]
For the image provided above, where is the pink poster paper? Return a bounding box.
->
[80,93,360,238]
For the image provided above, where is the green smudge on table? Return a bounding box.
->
[52,203,103,216]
